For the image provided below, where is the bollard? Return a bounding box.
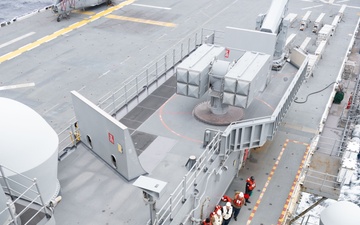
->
[185,155,196,171]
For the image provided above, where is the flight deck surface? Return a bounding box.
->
[1,0,360,225]
[0,0,265,133]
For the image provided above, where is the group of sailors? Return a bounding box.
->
[203,176,256,225]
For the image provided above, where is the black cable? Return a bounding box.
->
[294,81,336,104]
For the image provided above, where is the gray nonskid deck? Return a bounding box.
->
[223,2,360,225]
[2,0,360,225]
[57,2,360,225]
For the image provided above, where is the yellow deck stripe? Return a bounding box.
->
[73,10,177,27]
[72,10,96,15]
[277,143,310,224]
[246,139,309,225]
[246,139,289,225]
[106,14,177,27]
[0,0,135,64]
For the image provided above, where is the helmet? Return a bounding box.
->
[226,202,231,207]
[215,205,222,211]
[250,176,255,180]
[239,192,244,198]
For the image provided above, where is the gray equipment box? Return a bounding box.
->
[176,45,225,98]
[222,52,271,108]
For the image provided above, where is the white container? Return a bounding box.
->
[320,201,360,225]
[0,98,60,204]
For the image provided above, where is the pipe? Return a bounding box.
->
[182,169,215,224]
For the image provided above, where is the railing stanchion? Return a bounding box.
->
[182,177,187,203]
[0,166,14,200]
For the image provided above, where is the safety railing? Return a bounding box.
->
[281,182,303,224]
[56,28,223,157]
[337,76,360,158]
[283,17,360,225]
[302,169,342,193]
[315,136,345,157]
[0,5,53,28]
[337,17,360,132]
[96,28,221,117]
[152,131,222,225]
[291,215,320,225]
[0,165,49,225]
[280,133,318,225]
[339,70,360,138]
[57,117,78,159]
[221,56,308,152]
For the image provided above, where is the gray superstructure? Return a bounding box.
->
[1,0,360,225]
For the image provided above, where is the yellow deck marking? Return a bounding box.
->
[277,142,310,224]
[283,122,318,134]
[106,14,177,27]
[0,0,135,64]
[246,139,309,225]
[72,10,96,15]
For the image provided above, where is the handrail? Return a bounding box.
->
[291,215,320,225]
[152,131,222,225]
[0,165,50,225]
[303,169,340,190]
[56,29,221,157]
[281,16,360,225]
[96,30,204,117]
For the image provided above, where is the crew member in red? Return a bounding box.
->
[209,205,222,221]
[245,176,256,203]
[211,209,223,225]
[221,195,232,203]
[232,191,245,221]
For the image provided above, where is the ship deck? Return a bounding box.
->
[1,0,360,225]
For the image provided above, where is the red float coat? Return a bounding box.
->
[221,195,232,202]
[232,193,245,209]
[246,178,256,191]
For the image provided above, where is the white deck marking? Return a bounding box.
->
[157,33,167,40]
[77,85,86,92]
[139,46,148,52]
[0,82,35,91]
[352,6,360,9]
[339,4,360,9]
[184,17,191,23]
[302,4,323,10]
[0,0,135,64]
[132,3,171,10]
[120,57,131,65]
[44,103,60,114]
[98,70,111,79]
[337,0,349,3]
[67,116,77,124]
[0,32,35,49]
